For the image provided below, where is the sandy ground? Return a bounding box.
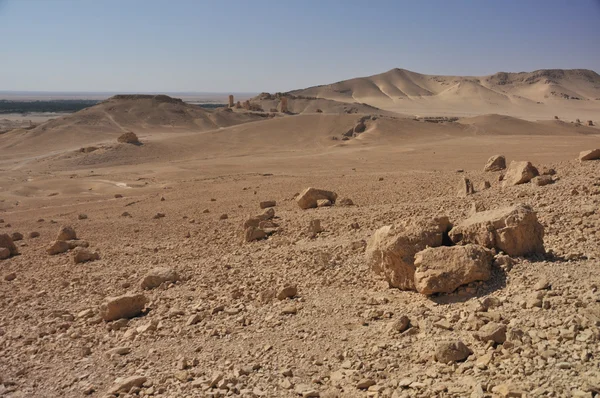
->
[2,90,600,398]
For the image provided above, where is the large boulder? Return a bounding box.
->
[579,149,600,162]
[365,216,451,290]
[483,155,506,172]
[296,188,338,210]
[449,204,544,256]
[502,161,539,187]
[141,267,179,289]
[414,244,493,295]
[99,294,147,321]
[47,240,70,255]
[0,234,18,256]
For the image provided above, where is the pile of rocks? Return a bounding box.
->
[46,226,100,263]
[367,204,545,295]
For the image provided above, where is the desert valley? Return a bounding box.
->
[1,66,600,398]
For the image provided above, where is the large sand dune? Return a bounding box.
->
[290,68,600,120]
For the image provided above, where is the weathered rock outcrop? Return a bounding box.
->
[296,188,338,209]
[366,216,451,290]
[449,204,544,256]
[414,244,493,295]
[457,177,475,197]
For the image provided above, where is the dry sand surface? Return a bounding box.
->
[2,75,600,398]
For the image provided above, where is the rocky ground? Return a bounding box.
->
[2,156,600,398]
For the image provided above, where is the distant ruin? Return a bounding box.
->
[228,95,234,108]
[279,97,289,113]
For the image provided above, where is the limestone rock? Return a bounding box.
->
[502,161,539,187]
[107,376,147,395]
[56,226,77,241]
[99,294,147,321]
[141,267,179,289]
[309,219,323,237]
[338,198,354,206]
[73,249,100,264]
[47,240,70,255]
[297,188,338,209]
[0,248,10,260]
[10,232,23,242]
[449,204,544,256]
[117,132,140,144]
[29,231,40,239]
[245,226,266,242]
[0,234,18,256]
[277,285,297,300]
[532,175,553,186]
[317,199,332,207]
[244,208,275,228]
[457,177,475,197]
[475,322,507,344]
[484,155,506,172]
[579,149,600,161]
[435,340,472,363]
[259,200,276,209]
[366,216,451,290]
[414,244,493,295]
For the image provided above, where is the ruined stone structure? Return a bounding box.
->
[279,97,289,113]
[228,95,234,108]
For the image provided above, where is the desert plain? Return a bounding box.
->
[1,68,600,398]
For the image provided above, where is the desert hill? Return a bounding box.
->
[248,92,398,116]
[289,68,600,120]
[0,95,266,153]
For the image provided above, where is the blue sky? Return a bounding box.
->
[1,0,599,92]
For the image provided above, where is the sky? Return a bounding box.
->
[1,0,599,93]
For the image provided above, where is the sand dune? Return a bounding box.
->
[290,68,600,120]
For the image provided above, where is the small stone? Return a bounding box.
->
[153,213,165,219]
[357,379,376,389]
[534,278,550,291]
[99,294,147,321]
[4,272,16,281]
[260,200,276,209]
[29,231,40,239]
[107,376,147,395]
[47,240,70,255]
[56,225,77,241]
[277,285,297,300]
[434,340,472,363]
[73,249,100,264]
[10,232,23,241]
[475,322,507,344]
[281,305,297,315]
[219,214,228,220]
[141,267,179,289]
[78,214,88,220]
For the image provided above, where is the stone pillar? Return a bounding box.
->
[235,101,242,109]
[279,97,288,113]
[243,100,250,110]
[228,95,234,107]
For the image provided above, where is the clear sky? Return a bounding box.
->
[1,0,599,93]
